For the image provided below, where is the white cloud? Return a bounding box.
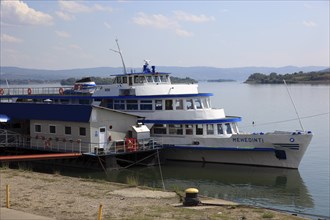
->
[303,20,317,27]
[0,34,23,43]
[55,31,71,38]
[58,1,112,14]
[0,1,53,26]
[133,11,215,37]
[174,11,215,23]
[133,12,193,37]
[133,12,178,29]
[56,11,75,21]
[175,28,193,37]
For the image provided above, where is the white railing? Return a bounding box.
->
[0,129,162,155]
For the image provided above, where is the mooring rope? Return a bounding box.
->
[241,112,329,128]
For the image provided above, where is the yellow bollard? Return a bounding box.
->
[97,204,103,220]
[6,184,10,208]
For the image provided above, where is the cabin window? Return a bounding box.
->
[155,100,163,110]
[140,100,153,110]
[126,100,138,110]
[196,124,203,135]
[114,100,125,110]
[207,124,214,135]
[225,123,232,134]
[175,99,184,110]
[153,124,167,134]
[49,125,56,134]
[217,124,224,134]
[154,76,160,83]
[117,77,122,84]
[202,98,209,109]
[65,126,71,135]
[122,77,127,84]
[139,76,146,83]
[134,76,139,83]
[165,100,173,110]
[169,124,183,135]
[35,124,41,133]
[232,123,239,134]
[186,99,194,110]
[185,125,193,135]
[79,127,86,136]
[147,76,153,83]
[195,99,202,109]
[160,75,167,83]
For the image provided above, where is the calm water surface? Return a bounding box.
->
[14,82,329,218]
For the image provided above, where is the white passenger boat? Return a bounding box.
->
[89,60,312,168]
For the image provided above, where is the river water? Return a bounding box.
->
[6,82,329,218]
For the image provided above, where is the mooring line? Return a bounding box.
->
[241,112,329,128]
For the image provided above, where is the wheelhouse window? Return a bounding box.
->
[169,124,183,135]
[196,124,203,135]
[186,99,194,110]
[79,127,86,136]
[217,124,224,134]
[225,123,232,134]
[65,126,71,135]
[175,99,184,110]
[153,124,167,134]
[207,124,214,135]
[126,100,138,110]
[165,100,173,110]
[147,76,153,83]
[122,77,127,84]
[140,100,153,110]
[116,77,122,84]
[154,76,160,83]
[134,76,139,83]
[155,100,163,110]
[49,125,56,134]
[195,99,202,109]
[185,125,193,135]
[35,124,41,133]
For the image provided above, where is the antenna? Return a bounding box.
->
[110,39,127,74]
[283,80,304,131]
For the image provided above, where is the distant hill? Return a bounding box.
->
[0,65,328,82]
[245,70,330,84]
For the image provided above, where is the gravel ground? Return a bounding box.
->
[0,168,307,220]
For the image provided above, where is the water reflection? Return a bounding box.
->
[59,161,313,213]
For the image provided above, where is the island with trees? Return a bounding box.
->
[245,69,330,84]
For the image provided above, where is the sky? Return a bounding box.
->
[0,0,329,70]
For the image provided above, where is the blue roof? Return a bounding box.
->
[0,103,92,122]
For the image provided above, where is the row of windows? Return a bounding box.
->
[151,123,238,136]
[114,75,170,85]
[105,98,211,111]
[34,124,87,136]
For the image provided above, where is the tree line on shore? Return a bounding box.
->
[245,70,330,84]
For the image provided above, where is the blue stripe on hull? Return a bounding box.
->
[164,145,275,152]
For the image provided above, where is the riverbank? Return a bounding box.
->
[0,168,306,220]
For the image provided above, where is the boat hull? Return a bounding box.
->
[159,132,312,169]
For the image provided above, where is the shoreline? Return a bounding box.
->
[0,168,307,220]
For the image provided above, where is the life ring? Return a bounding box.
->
[59,88,64,95]
[0,88,4,95]
[27,88,32,95]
